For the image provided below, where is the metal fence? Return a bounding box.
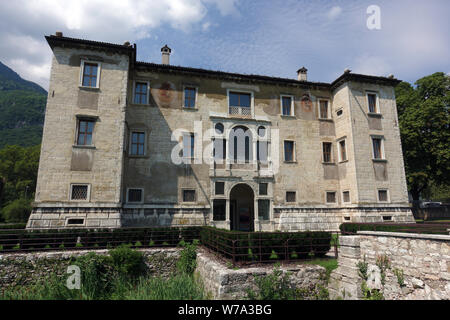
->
[0,226,201,253]
[200,228,339,266]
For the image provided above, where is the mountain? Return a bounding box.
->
[0,61,47,148]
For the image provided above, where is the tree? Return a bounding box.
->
[395,72,450,202]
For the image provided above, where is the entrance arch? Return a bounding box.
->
[229,183,254,231]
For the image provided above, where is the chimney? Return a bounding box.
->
[55,31,63,37]
[297,67,307,81]
[161,44,172,65]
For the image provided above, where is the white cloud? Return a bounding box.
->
[0,0,240,89]
[327,6,342,20]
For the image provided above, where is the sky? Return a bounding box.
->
[0,0,448,91]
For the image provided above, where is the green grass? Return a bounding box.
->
[303,258,338,278]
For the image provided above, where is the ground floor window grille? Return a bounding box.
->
[128,188,143,203]
[258,199,270,220]
[71,185,88,200]
[286,191,296,203]
[326,191,336,203]
[183,189,196,202]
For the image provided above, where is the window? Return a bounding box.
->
[76,119,95,146]
[184,87,196,108]
[284,141,295,162]
[338,139,347,162]
[257,140,268,163]
[134,82,148,104]
[229,126,252,163]
[213,199,226,221]
[127,188,143,203]
[322,142,332,163]
[229,92,251,108]
[67,218,85,225]
[81,61,100,88]
[215,182,224,195]
[281,95,293,116]
[367,93,378,113]
[378,189,388,202]
[258,199,270,220]
[319,100,330,119]
[326,192,336,203]
[372,137,384,159]
[183,189,196,202]
[130,132,145,156]
[286,191,296,203]
[215,123,224,134]
[70,184,89,201]
[183,133,195,158]
[259,183,268,195]
[342,191,350,203]
[337,109,343,117]
[213,139,226,162]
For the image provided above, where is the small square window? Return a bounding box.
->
[128,188,143,203]
[378,190,388,202]
[284,141,295,162]
[326,192,336,203]
[337,109,343,117]
[134,82,148,104]
[286,191,296,203]
[343,191,350,203]
[71,185,89,200]
[184,87,196,108]
[183,189,196,202]
[259,183,268,196]
[215,182,224,195]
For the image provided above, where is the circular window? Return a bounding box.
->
[257,126,266,137]
[215,123,224,134]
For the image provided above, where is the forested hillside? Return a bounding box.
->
[0,61,47,148]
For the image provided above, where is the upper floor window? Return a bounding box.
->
[326,191,337,203]
[367,93,378,113]
[284,140,295,162]
[378,189,389,202]
[338,139,347,162]
[130,131,145,156]
[229,91,251,117]
[76,119,95,146]
[319,100,330,119]
[134,82,149,104]
[229,126,252,163]
[183,132,195,159]
[322,142,332,163]
[184,87,197,108]
[80,61,100,88]
[281,95,294,116]
[372,137,384,159]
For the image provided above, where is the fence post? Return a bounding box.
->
[232,240,236,266]
[259,232,262,262]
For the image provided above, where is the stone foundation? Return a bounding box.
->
[328,232,450,300]
[195,248,327,300]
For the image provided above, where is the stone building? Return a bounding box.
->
[26,33,414,231]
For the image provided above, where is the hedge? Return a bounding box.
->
[339,222,450,235]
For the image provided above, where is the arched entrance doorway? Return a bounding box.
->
[230,183,254,231]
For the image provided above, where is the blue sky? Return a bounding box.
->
[0,0,448,90]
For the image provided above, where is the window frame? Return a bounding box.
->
[377,189,390,203]
[227,89,254,117]
[183,85,198,109]
[69,183,91,202]
[129,131,146,156]
[342,190,351,204]
[286,191,297,203]
[79,60,101,89]
[326,191,337,204]
[75,117,96,147]
[371,136,385,160]
[280,94,295,116]
[318,99,331,119]
[366,91,380,114]
[182,189,197,203]
[322,142,333,163]
[132,81,150,105]
[283,140,296,163]
[337,138,347,162]
[126,187,144,204]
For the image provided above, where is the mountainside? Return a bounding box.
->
[0,61,47,148]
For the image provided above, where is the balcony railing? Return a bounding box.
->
[229,105,251,118]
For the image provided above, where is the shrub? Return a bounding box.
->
[1,198,31,223]
[176,242,198,275]
[109,244,146,278]
[247,265,296,300]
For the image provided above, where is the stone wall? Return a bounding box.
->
[195,249,327,300]
[0,248,180,289]
[328,232,450,300]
